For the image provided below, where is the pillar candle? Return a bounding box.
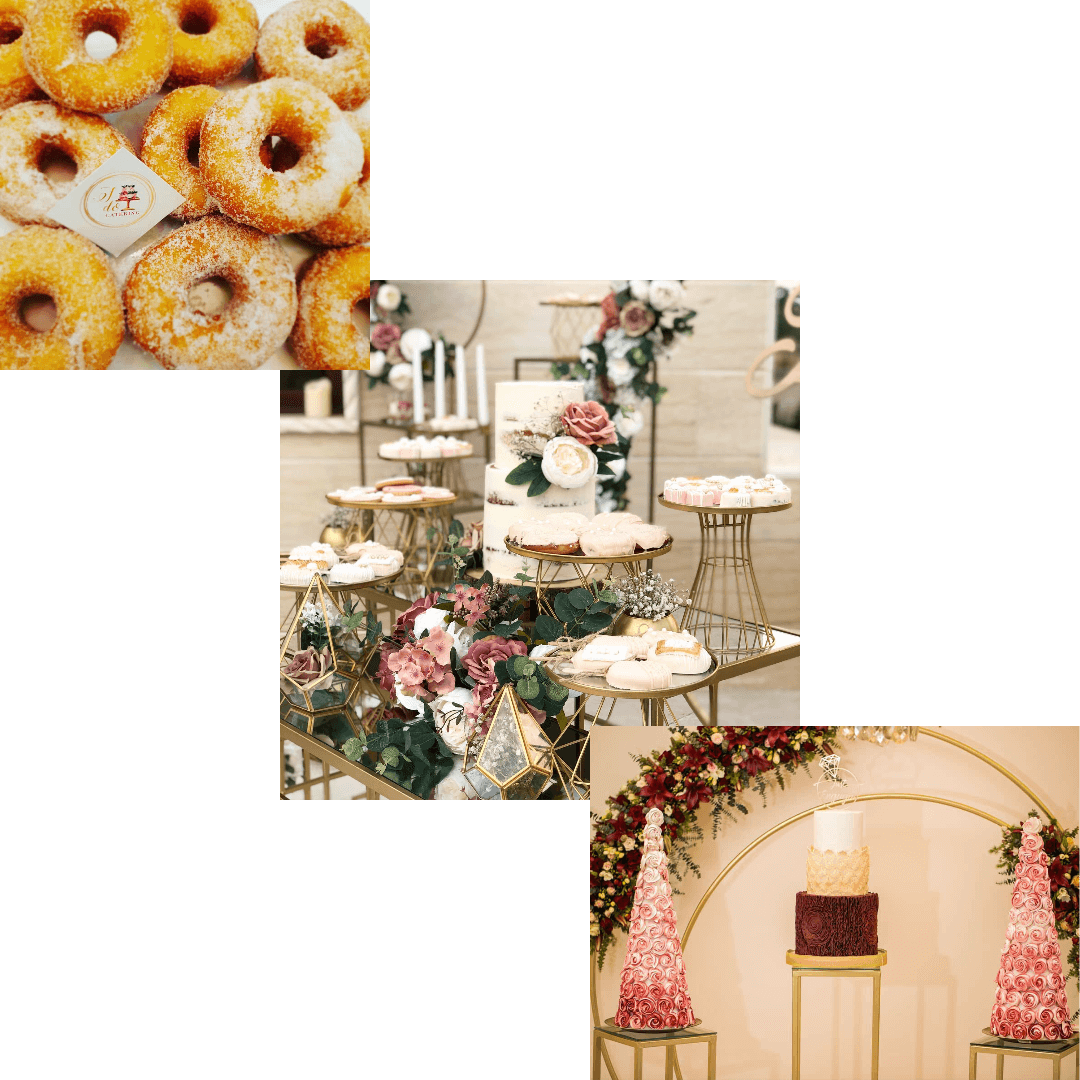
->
[455,345,467,419]
[412,351,425,423]
[433,339,446,419]
[475,344,489,425]
[303,376,332,418]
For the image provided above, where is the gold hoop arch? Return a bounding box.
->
[590,792,1010,1080]
[744,337,799,399]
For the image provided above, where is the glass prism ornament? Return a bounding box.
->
[475,683,554,799]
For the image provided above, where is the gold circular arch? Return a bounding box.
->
[590,792,1011,1080]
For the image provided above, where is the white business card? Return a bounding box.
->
[47,148,185,257]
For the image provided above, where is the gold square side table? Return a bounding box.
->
[593,1019,717,1080]
[786,948,887,1080]
[969,1032,1078,1079]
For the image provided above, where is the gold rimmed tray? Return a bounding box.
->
[503,537,673,564]
[377,447,473,461]
[543,651,717,700]
[657,496,791,515]
[278,567,403,593]
[325,493,458,510]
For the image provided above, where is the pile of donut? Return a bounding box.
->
[281,539,403,586]
[507,510,671,558]
[327,477,456,505]
[558,630,711,691]
[0,0,369,370]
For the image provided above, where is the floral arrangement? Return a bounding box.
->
[367,281,458,393]
[553,281,696,511]
[991,813,1079,986]
[342,713,455,798]
[612,570,689,621]
[590,726,838,967]
[502,397,629,497]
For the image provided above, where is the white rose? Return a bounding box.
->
[595,492,617,514]
[388,362,413,392]
[399,327,433,363]
[431,686,476,755]
[541,436,598,489]
[376,284,402,312]
[629,280,650,300]
[433,756,472,799]
[529,643,557,659]
[614,402,644,438]
[368,350,387,376]
[413,606,475,654]
[610,280,629,292]
[607,456,627,481]
[607,356,635,386]
[648,280,686,311]
[395,683,425,716]
[579,346,597,367]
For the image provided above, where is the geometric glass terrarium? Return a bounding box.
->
[475,683,554,799]
[279,575,364,739]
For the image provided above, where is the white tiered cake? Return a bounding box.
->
[483,381,596,580]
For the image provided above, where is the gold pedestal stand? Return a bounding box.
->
[593,1019,717,1080]
[970,1030,1078,1079]
[787,949,886,1080]
[657,496,791,663]
[325,492,457,598]
[376,445,473,491]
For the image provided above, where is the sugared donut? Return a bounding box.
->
[124,215,297,369]
[254,0,369,110]
[165,0,257,87]
[301,111,368,247]
[0,102,133,225]
[0,225,124,369]
[140,85,221,221]
[199,77,364,234]
[289,243,369,369]
[21,0,173,114]
[0,0,42,109]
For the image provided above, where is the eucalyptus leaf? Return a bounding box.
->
[342,737,365,761]
[534,613,564,643]
[569,589,591,610]
[553,591,576,622]
[526,472,552,497]
[517,675,540,700]
[505,459,541,486]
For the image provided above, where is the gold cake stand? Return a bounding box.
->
[656,496,791,664]
[376,444,473,489]
[971,1029,1078,1079]
[787,949,887,1080]
[325,492,458,597]
[593,1018,716,1080]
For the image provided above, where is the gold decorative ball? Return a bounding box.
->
[320,526,347,548]
[612,613,680,637]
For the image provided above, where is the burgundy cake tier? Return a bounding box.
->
[795,892,879,956]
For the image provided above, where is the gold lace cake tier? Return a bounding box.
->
[806,845,870,895]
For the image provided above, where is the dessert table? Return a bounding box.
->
[969,1031,1078,1079]
[592,1019,717,1080]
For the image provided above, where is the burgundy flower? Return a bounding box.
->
[371,322,402,351]
[561,400,617,446]
[395,590,443,634]
[596,292,620,339]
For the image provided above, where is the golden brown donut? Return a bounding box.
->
[301,111,368,247]
[199,77,364,234]
[254,0,369,110]
[124,215,297,370]
[140,85,221,221]
[0,101,133,225]
[164,0,257,87]
[21,0,173,114]
[0,225,124,369]
[289,244,369,370]
[0,0,42,109]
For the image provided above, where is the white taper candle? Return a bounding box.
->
[412,350,425,423]
[475,344,489,425]
[455,345,467,419]
[433,339,446,419]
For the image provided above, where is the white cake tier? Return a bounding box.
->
[493,380,585,471]
[813,808,863,853]
[483,463,596,581]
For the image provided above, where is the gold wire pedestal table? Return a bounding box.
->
[970,1030,1078,1079]
[376,444,474,490]
[787,949,886,1080]
[325,492,458,598]
[657,496,791,663]
[593,1019,716,1080]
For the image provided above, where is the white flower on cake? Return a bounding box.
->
[541,436,598,489]
[369,350,387,376]
[376,284,401,312]
[430,686,475,755]
[387,362,413,391]
[399,327,433,363]
[629,280,650,300]
[648,280,686,310]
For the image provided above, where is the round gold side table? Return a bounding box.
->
[786,948,887,1080]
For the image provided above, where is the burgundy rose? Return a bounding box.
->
[619,300,656,337]
[561,400,617,446]
[371,322,402,351]
[596,292,620,339]
[395,589,443,634]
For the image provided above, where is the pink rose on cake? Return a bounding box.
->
[561,400,617,445]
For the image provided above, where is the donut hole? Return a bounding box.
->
[0,20,22,46]
[179,3,216,35]
[305,23,347,60]
[188,276,235,317]
[84,29,118,58]
[264,134,303,173]
[187,135,201,167]
[20,295,58,333]
[37,144,78,183]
